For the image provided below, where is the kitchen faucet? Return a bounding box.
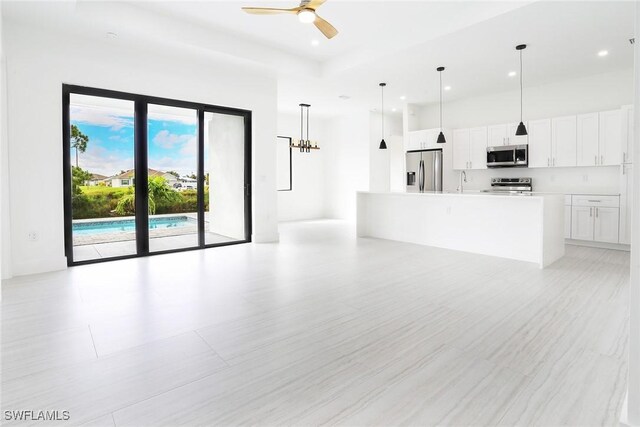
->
[458,170,467,192]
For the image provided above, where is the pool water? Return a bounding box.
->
[73,216,196,235]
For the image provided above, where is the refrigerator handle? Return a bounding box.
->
[419,159,425,192]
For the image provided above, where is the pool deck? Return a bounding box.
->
[71,212,239,262]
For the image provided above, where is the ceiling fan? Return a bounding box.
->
[242,0,338,39]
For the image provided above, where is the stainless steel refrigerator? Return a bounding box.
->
[406,149,443,192]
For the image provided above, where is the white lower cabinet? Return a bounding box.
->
[594,207,620,243]
[570,195,620,243]
[571,206,595,241]
[620,163,634,244]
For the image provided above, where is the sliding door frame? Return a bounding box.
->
[62,84,252,266]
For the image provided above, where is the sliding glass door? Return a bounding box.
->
[63,85,251,265]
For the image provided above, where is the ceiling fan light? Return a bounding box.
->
[298,9,316,23]
[437,131,446,144]
[379,139,387,150]
[515,121,528,136]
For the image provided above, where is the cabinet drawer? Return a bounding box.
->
[571,195,619,208]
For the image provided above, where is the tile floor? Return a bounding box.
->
[1,220,630,426]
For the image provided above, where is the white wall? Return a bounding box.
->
[2,20,279,277]
[322,111,370,220]
[412,69,634,193]
[0,1,11,280]
[276,112,325,222]
[627,3,640,424]
[369,112,403,193]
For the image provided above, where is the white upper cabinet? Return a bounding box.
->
[469,127,488,170]
[407,129,447,151]
[599,109,622,166]
[621,105,634,164]
[487,124,507,147]
[528,119,552,168]
[452,129,470,170]
[453,127,487,170]
[487,123,527,147]
[577,113,599,166]
[552,115,577,167]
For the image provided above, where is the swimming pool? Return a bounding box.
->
[73,216,196,235]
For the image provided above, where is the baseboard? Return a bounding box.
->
[566,239,631,252]
[252,231,279,243]
[11,255,67,277]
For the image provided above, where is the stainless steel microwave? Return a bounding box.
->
[486,144,528,168]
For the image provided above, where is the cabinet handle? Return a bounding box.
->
[601,155,604,165]
[596,207,599,218]
[623,164,626,175]
[590,207,593,217]
[547,158,550,167]
[623,152,626,163]
[595,155,598,165]
[470,161,472,169]
[553,158,556,166]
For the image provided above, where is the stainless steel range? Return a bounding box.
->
[488,177,532,193]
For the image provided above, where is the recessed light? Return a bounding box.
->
[598,50,608,57]
[338,95,351,100]
[106,32,118,39]
[444,86,451,91]
[400,95,406,100]
[508,71,517,77]
[311,39,319,46]
[392,108,397,112]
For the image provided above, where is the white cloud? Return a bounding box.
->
[76,145,134,177]
[153,130,196,150]
[70,105,133,131]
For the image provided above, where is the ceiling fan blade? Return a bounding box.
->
[241,7,300,15]
[306,0,326,9]
[314,14,338,39]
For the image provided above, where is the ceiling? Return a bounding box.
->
[2,1,636,117]
[139,1,529,64]
[276,0,636,115]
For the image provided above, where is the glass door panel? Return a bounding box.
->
[69,94,136,262]
[203,112,247,245]
[147,104,199,252]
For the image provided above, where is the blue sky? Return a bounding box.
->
[70,104,198,177]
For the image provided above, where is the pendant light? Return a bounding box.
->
[290,103,319,152]
[436,66,446,143]
[378,83,387,150]
[515,44,528,136]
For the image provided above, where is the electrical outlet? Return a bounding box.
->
[27,231,38,242]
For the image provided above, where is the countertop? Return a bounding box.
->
[358,190,563,200]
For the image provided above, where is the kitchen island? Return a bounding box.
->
[357,191,565,268]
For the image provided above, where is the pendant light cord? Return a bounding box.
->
[439,71,443,131]
[381,85,385,138]
[520,49,523,122]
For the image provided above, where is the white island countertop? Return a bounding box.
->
[357,191,565,268]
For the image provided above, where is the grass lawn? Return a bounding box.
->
[80,186,131,196]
